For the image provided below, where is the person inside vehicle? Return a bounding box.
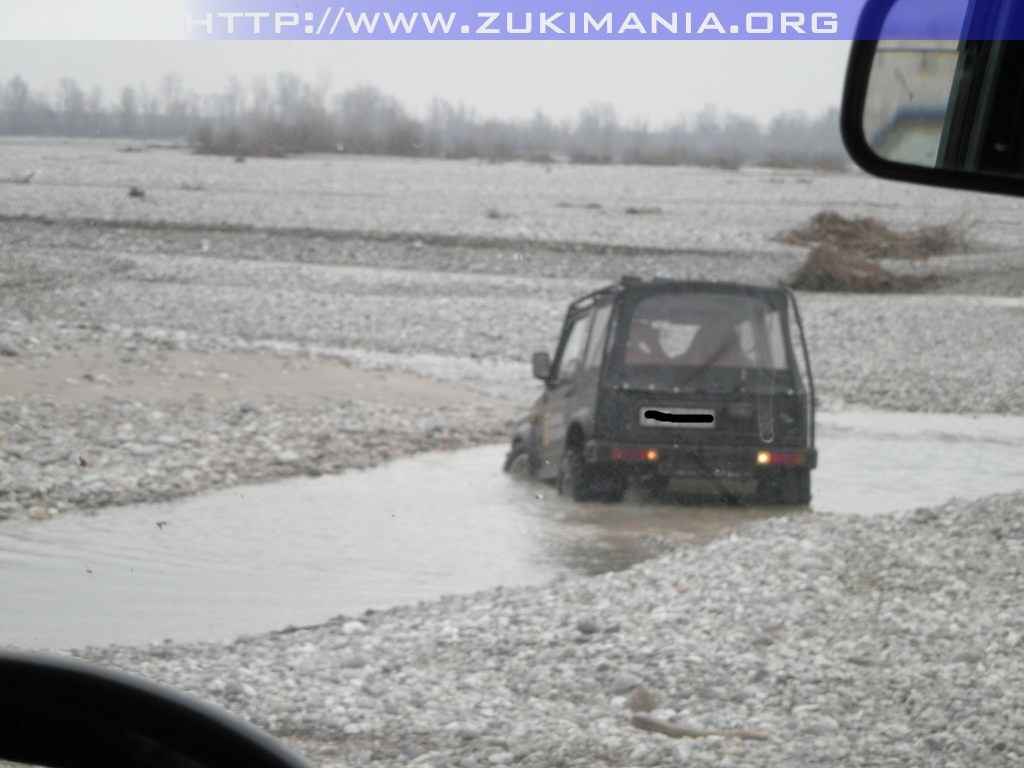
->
[624,320,669,364]
[680,324,751,367]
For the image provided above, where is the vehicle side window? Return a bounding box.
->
[552,311,591,382]
[583,304,612,371]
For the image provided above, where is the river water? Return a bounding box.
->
[2,409,1023,650]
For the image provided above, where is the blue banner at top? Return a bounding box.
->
[182,1,1024,41]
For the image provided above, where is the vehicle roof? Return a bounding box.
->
[567,277,789,315]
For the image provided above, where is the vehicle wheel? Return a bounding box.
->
[757,469,811,506]
[558,447,623,503]
[503,444,536,478]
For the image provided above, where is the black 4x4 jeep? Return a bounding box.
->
[505,277,816,505]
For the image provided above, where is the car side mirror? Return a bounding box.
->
[0,651,314,768]
[843,0,1024,196]
[532,351,552,380]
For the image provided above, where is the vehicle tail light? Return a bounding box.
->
[610,447,660,462]
[756,451,806,467]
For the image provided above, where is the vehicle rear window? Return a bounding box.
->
[623,292,788,370]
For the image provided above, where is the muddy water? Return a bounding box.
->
[2,409,1023,650]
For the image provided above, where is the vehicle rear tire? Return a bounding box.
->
[757,468,811,506]
[558,447,623,503]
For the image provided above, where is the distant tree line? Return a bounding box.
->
[0,73,847,170]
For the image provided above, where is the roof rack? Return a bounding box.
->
[566,279,628,315]
[566,276,787,316]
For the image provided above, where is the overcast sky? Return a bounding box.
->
[1,41,851,126]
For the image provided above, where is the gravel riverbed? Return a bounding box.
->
[3,148,1024,765]
[3,218,1023,521]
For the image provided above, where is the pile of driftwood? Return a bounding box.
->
[782,210,966,292]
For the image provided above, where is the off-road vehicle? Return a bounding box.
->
[504,277,816,504]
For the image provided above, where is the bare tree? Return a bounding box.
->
[2,76,31,133]
[250,76,271,121]
[160,73,188,136]
[764,108,845,169]
[0,69,845,170]
[223,75,244,122]
[623,119,650,163]
[118,86,138,136]
[57,78,87,134]
[84,85,104,135]
[275,72,303,117]
[573,102,619,163]
[523,110,559,160]
[425,98,476,157]
[335,85,419,155]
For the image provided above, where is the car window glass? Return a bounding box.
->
[651,320,700,357]
[583,304,612,371]
[552,312,591,381]
[735,310,787,369]
[625,293,787,370]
